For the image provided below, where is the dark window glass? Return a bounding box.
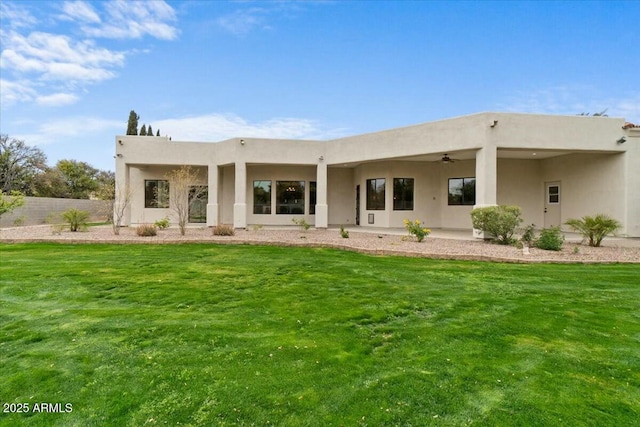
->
[309,181,317,215]
[253,181,271,214]
[548,186,559,204]
[393,178,414,210]
[188,186,207,223]
[366,178,385,210]
[145,180,169,208]
[276,181,305,214]
[448,177,475,205]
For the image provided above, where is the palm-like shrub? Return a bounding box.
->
[565,214,621,247]
[62,208,90,232]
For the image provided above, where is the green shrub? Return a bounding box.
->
[0,190,25,217]
[535,226,564,251]
[565,214,622,247]
[154,217,170,229]
[136,224,157,236]
[340,225,349,238]
[520,224,536,247]
[292,217,311,231]
[212,224,235,236]
[470,205,523,245]
[62,208,90,232]
[403,219,431,242]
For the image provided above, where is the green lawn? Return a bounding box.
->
[1,243,638,426]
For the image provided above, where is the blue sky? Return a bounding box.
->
[1,0,638,172]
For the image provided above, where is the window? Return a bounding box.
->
[276,181,305,214]
[548,185,559,204]
[253,181,271,214]
[393,178,414,210]
[188,186,207,223]
[448,177,475,205]
[309,181,317,215]
[366,178,385,210]
[145,180,169,208]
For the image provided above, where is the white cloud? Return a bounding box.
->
[80,0,179,40]
[36,92,79,107]
[0,2,38,29]
[61,1,101,24]
[0,79,36,105]
[1,31,124,83]
[153,113,346,141]
[217,8,271,36]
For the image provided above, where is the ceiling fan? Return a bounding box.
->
[440,153,459,164]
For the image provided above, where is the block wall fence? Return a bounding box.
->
[0,197,107,228]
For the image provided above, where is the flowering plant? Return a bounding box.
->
[403,219,431,242]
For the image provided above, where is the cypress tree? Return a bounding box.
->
[156,129,160,136]
[126,110,139,135]
[147,125,153,136]
[140,124,147,136]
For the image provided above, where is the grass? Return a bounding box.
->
[0,243,638,426]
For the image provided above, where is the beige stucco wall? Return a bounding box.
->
[497,159,543,227]
[540,153,626,231]
[327,168,355,226]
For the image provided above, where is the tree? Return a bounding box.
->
[32,167,71,198]
[0,190,25,217]
[163,166,207,235]
[147,125,153,136]
[55,160,100,199]
[156,129,160,136]
[126,110,139,135]
[140,124,147,136]
[0,134,47,195]
[111,184,133,235]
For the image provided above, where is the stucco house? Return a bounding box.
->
[114,112,640,237]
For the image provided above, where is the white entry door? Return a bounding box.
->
[544,181,561,228]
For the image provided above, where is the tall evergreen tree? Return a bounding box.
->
[147,125,153,136]
[126,110,139,135]
[156,129,160,136]
[140,124,147,136]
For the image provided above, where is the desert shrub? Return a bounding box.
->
[0,190,25,217]
[292,217,311,231]
[154,217,170,229]
[403,219,431,242]
[62,208,90,232]
[136,224,157,236]
[565,214,622,247]
[13,216,26,227]
[520,224,536,247]
[212,224,235,236]
[535,226,564,251]
[340,225,349,238]
[470,205,523,245]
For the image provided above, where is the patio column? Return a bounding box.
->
[473,144,497,238]
[233,161,247,229]
[206,164,218,227]
[315,161,328,228]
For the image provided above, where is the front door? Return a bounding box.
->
[544,181,561,228]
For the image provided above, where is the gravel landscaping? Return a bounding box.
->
[2,224,639,263]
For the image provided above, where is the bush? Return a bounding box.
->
[340,225,349,238]
[292,217,311,231]
[136,224,157,236]
[62,208,90,232]
[565,214,622,247]
[520,224,536,247]
[154,217,170,229]
[403,219,431,242]
[535,226,564,251]
[470,205,523,245]
[212,224,235,236]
